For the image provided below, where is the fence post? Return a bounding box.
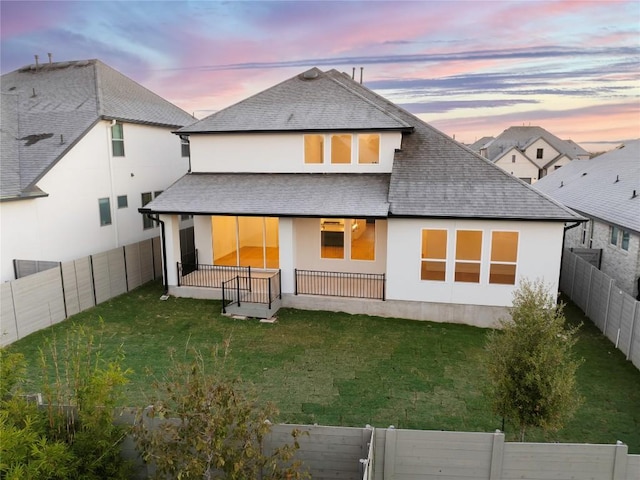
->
[222,281,226,314]
[586,264,594,318]
[176,263,181,287]
[58,262,68,319]
[382,273,386,301]
[383,427,396,478]
[294,269,298,295]
[236,277,241,307]
[627,301,638,361]
[603,278,614,336]
[489,430,505,480]
[268,277,272,309]
[612,441,628,480]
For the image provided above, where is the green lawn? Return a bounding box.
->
[7,281,640,452]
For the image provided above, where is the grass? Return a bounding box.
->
[6,281,640,452]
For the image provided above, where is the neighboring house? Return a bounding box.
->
[0,59,196,282]
[140,68,582,327]
[535,140,640,298]
[470,126,590,184]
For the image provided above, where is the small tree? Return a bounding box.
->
[485,279,583,441]
[133,346,309,480]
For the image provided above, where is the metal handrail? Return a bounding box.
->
[294,269,385,300]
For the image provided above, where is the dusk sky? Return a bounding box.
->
[2,0,639,151]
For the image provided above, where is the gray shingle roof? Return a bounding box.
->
[143,173,390,217]
[0,59,195,200]
[534,140,640,233]
[178,68,412,133]
[482,126,589,163]
[145,68,582,222]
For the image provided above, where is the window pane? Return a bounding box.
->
[489,264,516,285]
[491,231,518,262]
[456,230,482,261]
[304,135,324,164]
[265,217,280,268]
[455,262,480,283]
[212,216,238,266]
[351,219,375,261]
[117,195,128,208]
[422,229,447,259]
[421,261,446,281]
[622,231,630,251]
[111,123,123,140]
[610,226,619,245]
[238,216,265,268]
[181,137,190,157]
[142,192,154,229]
[112,140,125,157]
[321,218,344,258]
[98,198,112,226]
[358,134,379,164]
[331,134,351,164]
[111,122,124,157]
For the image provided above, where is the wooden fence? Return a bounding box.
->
[0,237,161,347]
[560,249,640,369]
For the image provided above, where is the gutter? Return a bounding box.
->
[145,213,169,295]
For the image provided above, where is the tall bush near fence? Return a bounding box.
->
[560,249,640,369]
[0,237,161,347]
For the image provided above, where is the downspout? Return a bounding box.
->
[147,214,169,295]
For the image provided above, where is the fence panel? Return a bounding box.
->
[152,237,162,280]
[61,261,81,316]
[561,249,640,370]
[0,283,18,347]
[124,243,143,291]
[10,268,65,339]
[139,238,155,284]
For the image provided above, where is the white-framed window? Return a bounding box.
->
[511,154,516,163]
[141,191,162,229]
[455,230,482,283]
[117,195,128,209]
[621,231,630,251]
[304,133,380,165]
[536,148,543,159]
[111,121,125,157]
[358,134,380,164]
[331,134,352,164]
[610,226,619,245]
[98,198,112,226]
[489,231,519,285]
[420,229,447,281]
[180,136,190,157]
[304,134,324,164]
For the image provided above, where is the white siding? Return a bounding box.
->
[0,121,188,282]
[524,138,559,168]
[189,132,401,173]
[494,148,539,183]
[385,219,564,307]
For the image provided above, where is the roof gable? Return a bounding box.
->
[484,126,588,162]
[0,59,195,200]
[179,68,412,133]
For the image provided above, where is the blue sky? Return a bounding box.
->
[2,0,639,149]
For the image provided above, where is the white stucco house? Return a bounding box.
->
[535,140,640,299]
[140,68,583,327]
[469,126,590,184]
[0,59,196,282]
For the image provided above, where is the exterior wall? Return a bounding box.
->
[545,154,572,174]
[385,219,565,307]
[293,218,387,275]
[189,132,401,173]
[566,218,640,297]
[494,148,539,183]
[524,138,559,168]
[0,121,188,282]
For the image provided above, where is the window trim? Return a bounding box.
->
[489,230,519,285]
[454,229,483,283]
[420,228,448,282]
[111,121,125,157]
[117,195,128,209]
[536,148,543,159]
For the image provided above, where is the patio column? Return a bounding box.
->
[160,214,181,287]
[279,217,295,294]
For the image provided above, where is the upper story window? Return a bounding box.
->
[622,231,630,251]
[536,148,543,159]
[111,121,125,157]
[304,133,380,165]
[117,195,128,209]
[180,136,190,157]
[141,192,162,229]
[331,134,352,164]
[511,154,516,163]
[610,226,619,245]
[358,134,380,164]
[304,135,324,164]
[98,198,112,226]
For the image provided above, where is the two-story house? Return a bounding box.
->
[0,59,196,282]
[140,68,582,327]
[535,140,640,298]
[470,126,590,184]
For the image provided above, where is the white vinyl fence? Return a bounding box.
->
[560,249,640,369]
[0,238,161,347]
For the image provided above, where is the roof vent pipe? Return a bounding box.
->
[352,67,355,80]
[48,53,52,64]
[34,54,39,70]
[360,67,363,84]
[615,175,619,183]
[633,190,638,199]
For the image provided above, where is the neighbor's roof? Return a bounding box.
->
[142,173,391,217]
[482,126,589,163]
[0,59,195,200]
[146,68,582,222]
[178,67,412,133]
[534,140,640,233]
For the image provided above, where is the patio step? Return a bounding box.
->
[223,299,281,320]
